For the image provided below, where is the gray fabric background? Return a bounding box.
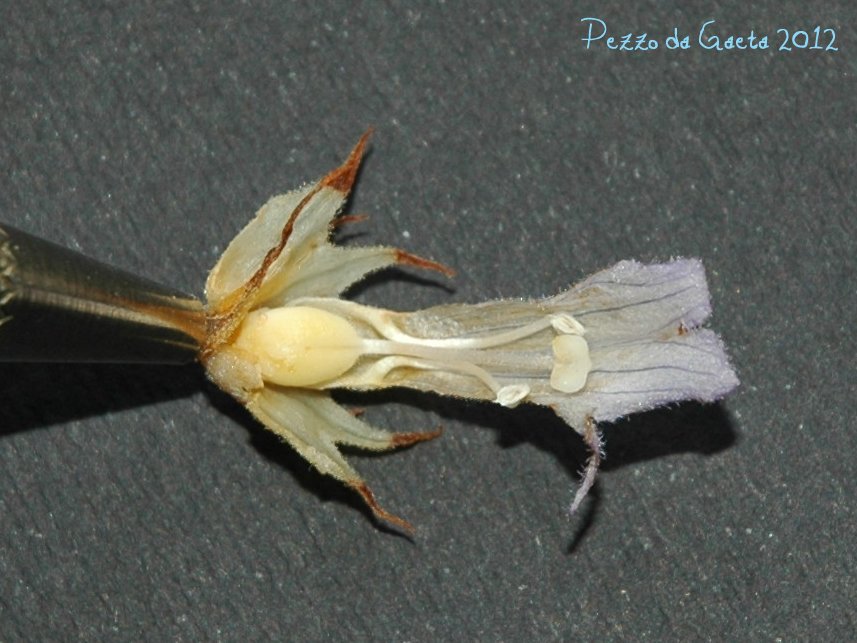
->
[1,2,854,640]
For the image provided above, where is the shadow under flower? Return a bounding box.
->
[0,362,204,436]
[240,385,737,539]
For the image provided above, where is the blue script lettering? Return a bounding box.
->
[698,20,769,50]
[665,28,690,50]
[580,18,658,50]
[580,17,608,49]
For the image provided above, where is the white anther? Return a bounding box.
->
[550,313,586,335]
[495,384,530,408]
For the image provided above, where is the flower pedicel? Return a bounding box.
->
[201,132,739,532]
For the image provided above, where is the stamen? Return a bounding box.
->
[360,355,508,399]
[294,297,584,349]
[408,316,557,350]
[357,338,531,405]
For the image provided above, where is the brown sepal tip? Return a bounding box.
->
[333,213,370,228]
[322,128,373,194]
[351,481,415,534]
[395,249,456,278]
[390,427,444,448]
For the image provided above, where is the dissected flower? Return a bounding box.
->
[201,132,739,532]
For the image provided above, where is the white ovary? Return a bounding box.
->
[233,306,362,387]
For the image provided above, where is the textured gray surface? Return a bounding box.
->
[1,2,855,640]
